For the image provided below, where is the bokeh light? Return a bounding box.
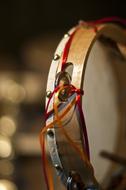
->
[0,79,26,104]
[0,136,13,158]
[0,116,16,137]
[0,180,17,190]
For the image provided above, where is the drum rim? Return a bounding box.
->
[45,23,126,188]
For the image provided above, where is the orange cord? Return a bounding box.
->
[40,85,93,190]
[40,91,77,190]
[39,134,54,190]
[53,95,91,166]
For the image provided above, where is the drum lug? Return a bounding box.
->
[55,71,71,102]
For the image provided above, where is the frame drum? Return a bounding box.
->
[43,22,126,190]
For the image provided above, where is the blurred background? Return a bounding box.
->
[0,1,126,190]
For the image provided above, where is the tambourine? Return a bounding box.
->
[40,18,126,190]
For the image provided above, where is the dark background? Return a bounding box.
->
[0,0,126,56]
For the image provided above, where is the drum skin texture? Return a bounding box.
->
[43,22,126,190]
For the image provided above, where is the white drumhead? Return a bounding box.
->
[82,39,123,182]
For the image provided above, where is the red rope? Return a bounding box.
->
[61,28,79,70]
[90,16,126,26]
[79,17,126,33]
